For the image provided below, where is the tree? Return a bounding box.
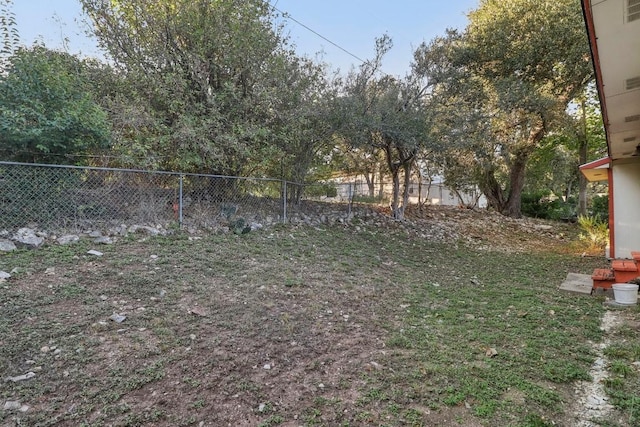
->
[81,0,309,177]
[419,0,594,217]
[338,36,435,220]
[0,0,19,68]
[524,86,606,213]
[264,54,337,184]
[0,46,110,163]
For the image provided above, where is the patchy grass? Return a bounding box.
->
[602,310,640,426]
[0,220,611,426]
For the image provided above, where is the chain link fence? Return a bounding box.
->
[0,162,367,233]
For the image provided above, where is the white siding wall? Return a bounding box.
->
[613,162,640,258]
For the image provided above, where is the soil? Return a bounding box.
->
[0,205,620,426]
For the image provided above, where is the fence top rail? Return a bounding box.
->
[0,161,283,183]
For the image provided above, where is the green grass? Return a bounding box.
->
[603,322,640,426]
[0,223,616,426]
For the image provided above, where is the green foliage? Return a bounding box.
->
[0,46,110,163]
[415,0,593,217]
[0,0,19,63]
[338,35,436,219]
[590,195,609,223]
[602,341,640,424]
[521,414,555,427]
[81,0,333,180]
[577,215,609,250]
[521,192,575,221]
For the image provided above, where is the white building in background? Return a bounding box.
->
[328,175,487,208]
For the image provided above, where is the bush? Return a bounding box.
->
[521,192,574,221]
[577,215,609,251]
[590,195,609,223]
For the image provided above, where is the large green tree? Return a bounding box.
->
[82,0,326,178]
[0,46,110,163]
[417,0,594,217]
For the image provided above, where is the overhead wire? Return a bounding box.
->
[269,3,368,66]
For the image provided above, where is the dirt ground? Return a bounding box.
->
[0,206,616,426]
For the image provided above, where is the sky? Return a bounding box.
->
[12,0,478,77]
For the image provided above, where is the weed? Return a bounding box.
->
[258,415,284,427]
[403,408,424,424]
[609,360,634,377]
[302,407,322,425]
[522,413,555,427]
[190,399,205,409]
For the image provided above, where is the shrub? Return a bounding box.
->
[590,195,609,223]
[521,192,574,221]
[577,215,609,251]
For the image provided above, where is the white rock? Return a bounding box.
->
[128,225,161,236]
[0,271,10,279]
[0,239,17,251]
[6,372,35,382]
[57,235,80,245]
[533,224,553,231]
[13,228,44,247]
[94,236,113,245]
[87,250,103,256]
[3,401,21,411]
[263,363,271,370]
[109,313,126,323]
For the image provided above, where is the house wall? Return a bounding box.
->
[330,179,487,208]
[612,161,640,259]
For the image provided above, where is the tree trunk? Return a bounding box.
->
[382,139,416,220]
[503,152,528,218]
[400,160,412,219]
[503,123,546,218]
[365,173,375,197]
[417,172,424,210]
[390,166,401,219]
[378,166,386,200]
[577,98,588,216]
[478,167,505,211]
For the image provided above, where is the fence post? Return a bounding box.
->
[179,174,184,228]
[282,180,287,223]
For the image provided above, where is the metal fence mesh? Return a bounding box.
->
[0,162,362,233]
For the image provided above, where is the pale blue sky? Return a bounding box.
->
[13,0,478,76]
